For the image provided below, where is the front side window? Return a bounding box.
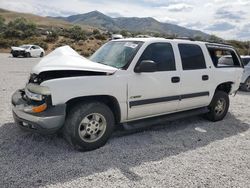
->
[179,44,206,70]
[138,43,176,71]
[90,41,143,69]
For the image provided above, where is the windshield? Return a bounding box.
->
[20,45,30,49]
[90,41,143,69]
[242,58,250,66]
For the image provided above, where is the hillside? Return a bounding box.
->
[0,8,91,31]
[52,11,210,39]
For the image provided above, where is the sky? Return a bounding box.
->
[0,0,250,40]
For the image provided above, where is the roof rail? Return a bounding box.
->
[174,37,195,41]
[164,36,232,46]
[164,37,195,41]
[206,41,232,46]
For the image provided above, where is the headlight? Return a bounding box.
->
[26,83,51,95]
[25,83,51,101]
[25,87,43,101]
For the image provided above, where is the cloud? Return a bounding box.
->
[183,22,205,30]
[236,24,250,39]
[160,3,193,12]
[0,0,249,40]
[216,8,246,20]
[206,22,235,31]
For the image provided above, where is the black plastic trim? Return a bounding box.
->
[181,92,209,100]
[129,91,209,108]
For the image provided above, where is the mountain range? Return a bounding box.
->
[51,11,210,39]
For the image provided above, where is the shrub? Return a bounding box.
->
[0,37,21,48]
[68,26,86,41]
[35,41,48,50]
[80,51,91,57]
[94,34,106,40]
[93,29,100,35]
[4,17,38,39]
[45,31,59,42]
[0,16,5,32]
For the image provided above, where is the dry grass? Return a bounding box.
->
[0,8,93,31]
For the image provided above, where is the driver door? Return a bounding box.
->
[127,42,181,120]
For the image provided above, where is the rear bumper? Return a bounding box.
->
[12,90,66,134]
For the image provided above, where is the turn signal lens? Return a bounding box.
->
[32,103,47,113]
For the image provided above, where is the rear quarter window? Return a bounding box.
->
[207,46,241,68]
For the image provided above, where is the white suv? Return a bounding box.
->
[12,38,243,151]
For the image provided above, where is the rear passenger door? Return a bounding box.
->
[177,43,212,110]
[128,42,181,120]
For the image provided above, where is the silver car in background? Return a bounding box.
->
[241,56,250,91]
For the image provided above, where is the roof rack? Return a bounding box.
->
[165,37,195,41]
[174,37,195,41]
[164,36,232,46]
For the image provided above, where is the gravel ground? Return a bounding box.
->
[0,53,249,188]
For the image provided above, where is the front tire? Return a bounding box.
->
[204,91,229,122]
[63,102,115,151]
[241,77,250,92]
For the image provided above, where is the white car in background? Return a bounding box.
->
[241,56,250,91]
[111,34,124,40]
[11,45,45,58]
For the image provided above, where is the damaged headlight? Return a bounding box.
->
[25,83,51,101]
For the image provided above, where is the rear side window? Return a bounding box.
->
[178,44,206,70]
[139,43,176,71]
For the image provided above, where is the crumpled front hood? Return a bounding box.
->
[32,45,118,74]
[11,47,26,51]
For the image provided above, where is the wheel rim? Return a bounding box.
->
[78,113,107,143]
[214,98,226,116]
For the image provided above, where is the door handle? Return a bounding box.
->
[171,76,180,83]
[202,75,209,81]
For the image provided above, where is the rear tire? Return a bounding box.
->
[63,102,115,151]
[241,77,250,92]
[204,91,229,122]
[40,52,44,57]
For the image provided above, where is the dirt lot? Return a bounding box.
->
[0,53,249,188]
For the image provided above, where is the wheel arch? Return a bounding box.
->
[215,82,233,94]
[66,95,121,124]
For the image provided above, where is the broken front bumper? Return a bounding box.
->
[12,90,66,134]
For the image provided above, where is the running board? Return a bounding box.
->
[123,107,209,131]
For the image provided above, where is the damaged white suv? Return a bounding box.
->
[12,38,243,151]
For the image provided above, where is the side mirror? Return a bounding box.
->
[135,60,157,73]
